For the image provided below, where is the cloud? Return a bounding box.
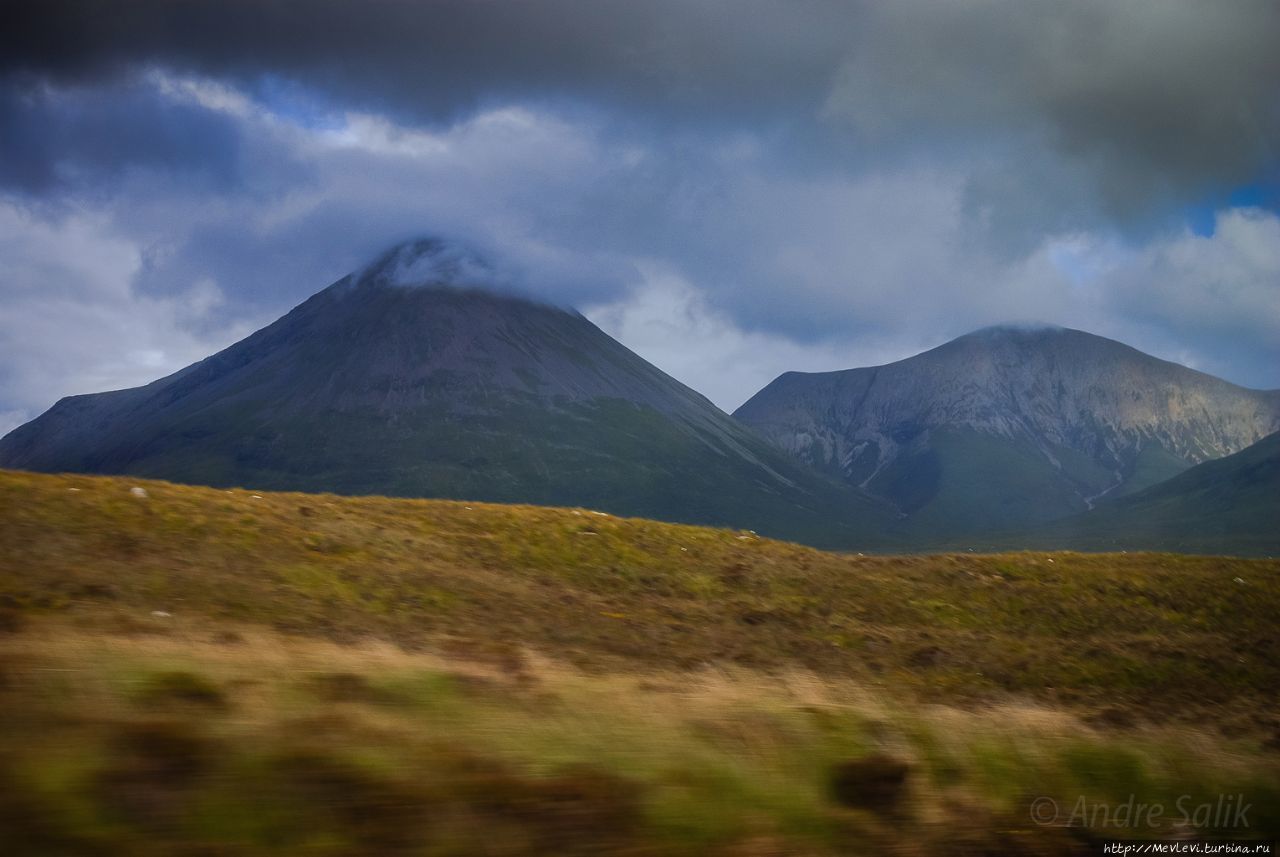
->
[112,96,645,317]
[0,0,846,120]
[825,1,1280,210]
[1094,209,1280,386]
[1109,210,1280,342]
[0,201,257,423]
[585,207,1280,409]
[3,0,1277,223]
[2,75,1062,348]
[0,75,245,194]
[0,76,643,319]
[584,267,901,411]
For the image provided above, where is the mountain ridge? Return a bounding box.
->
[0,238,894,548]
[5,239,1276,551]
[735,325,1280,537]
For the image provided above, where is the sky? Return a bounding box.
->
[1,0,1278,433]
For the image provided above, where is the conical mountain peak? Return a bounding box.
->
[0,239,894,549]
[352,237,501,292]
[963,322,1067,339]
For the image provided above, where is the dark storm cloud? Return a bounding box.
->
[825,0,1280,230]
[0,0,848,123]
[3,0,1278,218]
[0,77,244,193]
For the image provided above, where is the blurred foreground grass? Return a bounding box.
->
[0,470,1277,854]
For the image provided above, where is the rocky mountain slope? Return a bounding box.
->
[735,325,1280,538]
[0,239,893,548]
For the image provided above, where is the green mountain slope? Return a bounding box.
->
[1003,431,1280,556]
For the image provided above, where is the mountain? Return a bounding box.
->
[0,239,893,548]
[734,325,1280,539]
[1007,430,1280,556]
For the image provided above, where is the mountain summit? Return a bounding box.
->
[0,239,892,547]
[735,326,1280,538]
[352,237,501,291]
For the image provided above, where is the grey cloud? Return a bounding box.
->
[0,201,257,424]
[0,0,847,123]
[71,95,646,322]
[0,76,246,193]
[1098,209,1280,388]
[4,0,1278,222]
[5,71,1275,394]
[825,0,1280,225]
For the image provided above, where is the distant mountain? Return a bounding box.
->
[0,239,893,548]
[735,326,1280,539]
[1005,430,1280,556]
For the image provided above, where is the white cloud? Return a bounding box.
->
[151,71,257,119]
[0,410,28,438]
[1110,209,1280,348]
[585,266,941,411]
[0,203,258,423]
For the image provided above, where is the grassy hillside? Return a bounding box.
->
[1002,431,1280,556]
[101,396,896,551]
[1,469,1277,855]
[874,429,1116,537]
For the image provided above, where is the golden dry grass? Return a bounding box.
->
[1,469,1277,854]
[3,468,1277,716]
[1,622,1276,855]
